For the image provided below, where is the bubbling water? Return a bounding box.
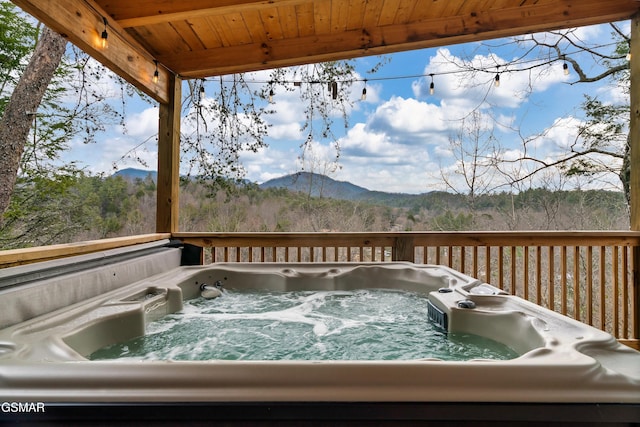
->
[90,289,518,361]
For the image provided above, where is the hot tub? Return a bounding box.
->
[0,245,639,425]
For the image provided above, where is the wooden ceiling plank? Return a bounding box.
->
[107,0,304,28]
[159,0,640,78]
[223,12,254,45]
[126,26,160,56]
[331,0,350,33]
[260,7,285,41]
[188,17,224,49]
[362,0,385,29]
[279,4,300,39]
[393,0,419,25]
[439,0,468,18]
[206,15,235,47]
[412,0,454,21]
[243,9,269,44]
[295,2,316,37]
[145,22,191,55]
[459,0,499,16]
[377,0,403,26]
[345,0,366,31]
[12,0,170,103]
[314,0,333,34]
[171,20,207,52]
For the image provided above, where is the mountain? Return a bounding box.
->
[112,168,158,182]
[259,172,372,200]
[110,169,432,206]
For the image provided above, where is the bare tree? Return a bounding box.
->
[452,24,631,209]
[440,110,500,224]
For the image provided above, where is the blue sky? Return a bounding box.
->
[61,21,629,194]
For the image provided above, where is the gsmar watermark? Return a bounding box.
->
[1,402,45,413]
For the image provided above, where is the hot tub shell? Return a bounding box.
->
[0,246,639,424]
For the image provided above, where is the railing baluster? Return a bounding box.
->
[511,246,516,296]
[600,246,606,331]
[498,246,504,291]
[623,246,629,339]
[561,246,567,316]
[473,246,479,278]
[536,246,542,306]
[574,246,580,321]
[587,246,593,326]
[614,245,619,338]
[549,246,555,311]
[486,246,491,285]
[523,246,529,301]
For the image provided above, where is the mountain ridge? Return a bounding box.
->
[259,171,373,200]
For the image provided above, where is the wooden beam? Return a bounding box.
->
[108,0,304,28]
[156,73,181,233]
[158,0,640,78]
[11,0,171,103]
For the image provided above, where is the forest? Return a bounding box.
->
[0,171,629,250]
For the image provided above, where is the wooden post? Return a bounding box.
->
[394,235,415,262]
[631,14,640,341]
[156,73,181,233]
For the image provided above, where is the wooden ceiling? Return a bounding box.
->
[11,0,640,102]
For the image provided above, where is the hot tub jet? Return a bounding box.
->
[200,280,224,299]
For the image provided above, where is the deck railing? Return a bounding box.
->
[175,231,640,348]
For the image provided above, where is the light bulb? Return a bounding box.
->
[152,60,159,84]
[100,17,108,49]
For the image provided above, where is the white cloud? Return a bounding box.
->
[368,96,448,137]
[121,106,159,137]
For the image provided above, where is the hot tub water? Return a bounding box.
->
[90,289,518,361]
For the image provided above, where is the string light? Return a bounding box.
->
[361,80,367,101]
[100,17,108,49]
[268,88,274,103]
[207,41,620,98]
[153,60,159,84]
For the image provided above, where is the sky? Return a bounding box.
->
[60,21,630,195]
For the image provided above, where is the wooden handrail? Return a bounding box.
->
[0,233,172,267]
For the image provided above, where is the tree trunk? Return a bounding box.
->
[0,27,66,217]
[620,134,631,209]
